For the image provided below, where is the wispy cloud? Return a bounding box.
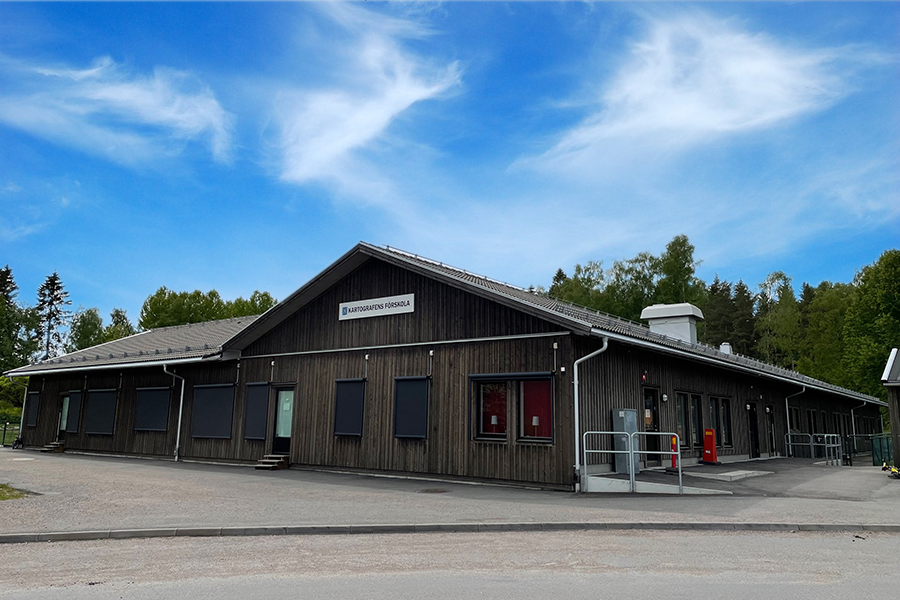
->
[274,3,460,203]
[522,13,854,176]
[0,55,233,166]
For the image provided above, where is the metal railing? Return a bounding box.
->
[785,432,843,464]
[582,430,683,494]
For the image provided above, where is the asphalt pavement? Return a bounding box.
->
[2,447,899,540]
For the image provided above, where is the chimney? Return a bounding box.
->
[719,342,732,354]
[640,303,704,345]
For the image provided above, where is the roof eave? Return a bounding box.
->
[3,353,223,378]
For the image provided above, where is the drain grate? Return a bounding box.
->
[417,488,449,494]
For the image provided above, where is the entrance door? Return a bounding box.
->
[766,405,777,456]
[58,395,69,442]
[272,389,294,455]
[643,388,660,466]
[748,403,761,459]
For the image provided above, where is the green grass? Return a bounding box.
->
[0,484,26,501]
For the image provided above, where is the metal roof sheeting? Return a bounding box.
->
[5,316,258,376]
[370,243,885,406]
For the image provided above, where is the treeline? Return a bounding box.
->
[547,236,900,402]
[0,265,276,420]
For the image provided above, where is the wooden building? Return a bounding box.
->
[6,243,886,490]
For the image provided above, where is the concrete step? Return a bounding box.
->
[254,455,288,470]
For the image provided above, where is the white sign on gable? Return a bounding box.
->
[339,293,415,321]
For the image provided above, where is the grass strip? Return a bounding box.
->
[0,484,26,501]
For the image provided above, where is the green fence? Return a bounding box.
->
[872,434,894,466]
[0,424,20,446]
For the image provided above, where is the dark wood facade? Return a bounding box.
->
[19,255,884,489]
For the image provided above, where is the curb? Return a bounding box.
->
[2,522,899,544]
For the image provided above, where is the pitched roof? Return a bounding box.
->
[226,242,884,406]
[5,316,258,377]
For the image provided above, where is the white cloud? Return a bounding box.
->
[523,14,849,176]
[0,55,233,166]
[274,4,460,200]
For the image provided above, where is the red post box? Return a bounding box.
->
[702,428,719,464]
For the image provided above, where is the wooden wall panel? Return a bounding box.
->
[245,258,561,356]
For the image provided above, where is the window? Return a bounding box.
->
[821,411,828,433]
[789,406,801,432]
[519,380,552,440]
[243,384,269,441]
[394,377,429,439]
[65,391,82,433]
[134,388,170,432]
[24,392,40,427]
[676,392,690,447]
[708,397,733,447]
[721,398,733,446]
[477,381,507,439]
[191,385,235,439]
[709,398,721,446]
[334,379,365,436]
[690,394,703,446]
[84,389,117,435]
[806,409,816,434]
[472,373,553,442]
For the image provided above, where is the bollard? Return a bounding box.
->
[671,435,677,469]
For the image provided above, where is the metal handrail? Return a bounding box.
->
[785,432,812,458]
[785,432,844,465]
[582,430,636,491]
[632,431,683,494]
[582,430,683,494]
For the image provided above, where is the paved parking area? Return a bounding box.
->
[2,448,898,534]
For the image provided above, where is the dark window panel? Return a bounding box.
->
[334,379,365,436]
[84,390,117,435]
[244,384,269,441]
[191,385,235,439]
[24,392,40,427]
[65,391,82,433]
[133,388,170,432]
[394,377,429,439]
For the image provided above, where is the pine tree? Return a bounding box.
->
[731,280,756,357]
[0,265,38,371]
[36,271,71,360]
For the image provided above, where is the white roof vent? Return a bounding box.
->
[640,303,704,345]
[720,342,733,355]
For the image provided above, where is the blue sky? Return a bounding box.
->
[1,2,898,327]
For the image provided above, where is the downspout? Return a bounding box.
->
[163,364,186,462]
[573,336,609,493]
[785,386,805,457]
[850,401,867,453]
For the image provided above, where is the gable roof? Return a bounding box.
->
[226,242,883,407]
[5,316,258,377]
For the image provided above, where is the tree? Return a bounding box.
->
[103,308,137,342]
[796,282,855,387]
[754,272,801,368]
[139,287,278,330]
[654,234,705,306]
[0,265,39,371]
[842,249,900,400]
[701,276,734,348]
[731,280,757,357]
[227,291,278,318]
[35,271,71,360]
[67,307,105,352]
